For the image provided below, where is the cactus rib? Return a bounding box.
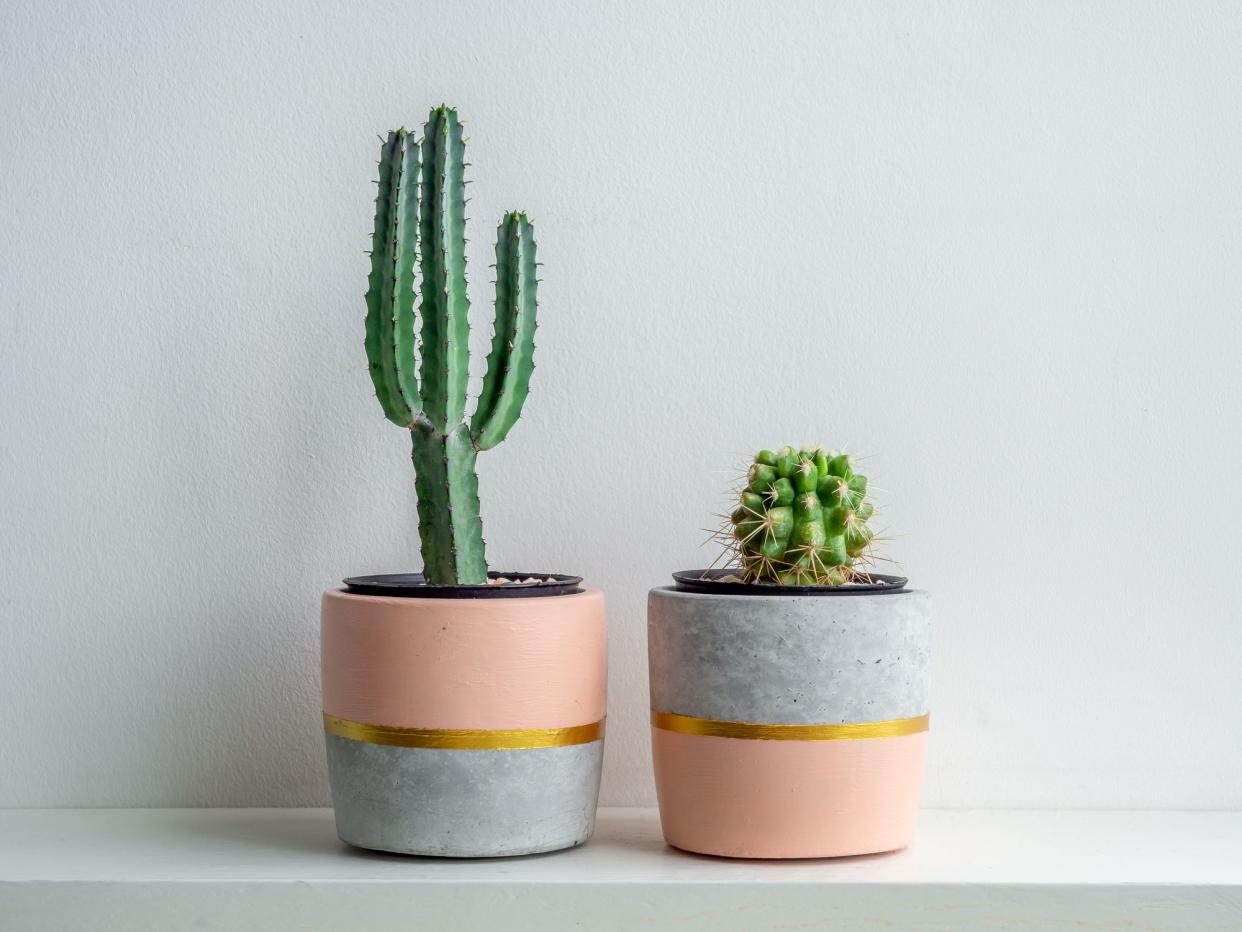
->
[392,135,421,410]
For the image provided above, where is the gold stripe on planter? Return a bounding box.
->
[323,713,604,750]
[651,710,929,741]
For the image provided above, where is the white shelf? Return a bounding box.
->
[2,808,1240,930]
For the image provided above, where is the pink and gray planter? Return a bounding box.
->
[321,586,607,857]
[648,582,930,858]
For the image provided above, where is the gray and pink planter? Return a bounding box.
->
[321,580,607,857]
[648,576,930,858]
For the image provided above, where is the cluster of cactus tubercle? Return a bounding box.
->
[364,106,538,585]
[727,446,876,586]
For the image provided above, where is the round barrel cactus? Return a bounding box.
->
[727,446,877,585]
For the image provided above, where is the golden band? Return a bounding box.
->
[323,713,604,750]
[651,710,929,741]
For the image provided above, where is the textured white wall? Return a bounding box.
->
[2,0,1240,809]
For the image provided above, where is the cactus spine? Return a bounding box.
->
[365,107,538,585]
[726,446,877,586]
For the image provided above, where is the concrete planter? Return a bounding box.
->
[648,586,929,858]
[321,588,607,857]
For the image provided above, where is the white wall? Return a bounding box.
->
[3,0,1240,809]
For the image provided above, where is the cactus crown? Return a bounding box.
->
[364,106,538,585]
[724,446,878,586]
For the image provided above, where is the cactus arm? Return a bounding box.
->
[364,130,417,426]
[411,422,487,584]
[472,212,537,451]
[418,107,471,433]
[470,214,518,439]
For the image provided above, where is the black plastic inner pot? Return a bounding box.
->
[343,571,584,599]
[672,568,908,596]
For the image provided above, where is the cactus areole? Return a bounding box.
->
[363,107,541,588]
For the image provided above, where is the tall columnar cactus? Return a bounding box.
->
[365,107,537,585]
[727,446,876,586]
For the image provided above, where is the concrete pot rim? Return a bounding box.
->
[651,584,928,605]
[665,569,913,599]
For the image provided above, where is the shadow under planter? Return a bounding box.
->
[321,582,607,857]
[648,581,930,859]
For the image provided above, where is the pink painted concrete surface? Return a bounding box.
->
[322,589,606,729]
[652,726,927,858]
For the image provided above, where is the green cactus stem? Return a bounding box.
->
[472,212,538,450]
[364,107,539,585]
[727,446,878,586]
